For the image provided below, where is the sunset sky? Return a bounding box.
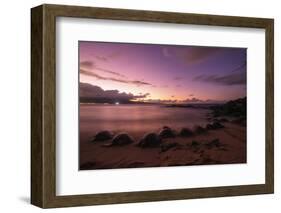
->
[79,41,246,103]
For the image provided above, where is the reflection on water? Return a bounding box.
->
[80,104,210,137]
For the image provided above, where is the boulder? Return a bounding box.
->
[219,118,229,123]
[159,126,176,138]
[191,140,200,147]
[91,130,113,142]
[163,126,170,129]
[206,122,224,130]
[205,139,221,149]
[212,122,224,129]
[160,142,179,152]
[206,123,215,130]
[111,133,134,146]
[193,125,207,134]
[138,133,162,148]
[179,127,194,137]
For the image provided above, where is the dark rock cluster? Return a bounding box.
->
[91,121,225,149]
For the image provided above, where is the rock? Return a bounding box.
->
[191,140,200,147]
[190,140,201,153]
[206,123,214,130]
[163,126,171,129]
[91,130,113,142]
[205,139,221,149]
[212,122,224,129]
[179,128,194,137]
[219,118,229,123]
[213,118,228,123]
[211,97,246,118]
[159,127,176,138]
[206,122,224,130]
[193,125,207,134]
[138,133,162,148]
[111,133,134,146]
[160,142,179,152]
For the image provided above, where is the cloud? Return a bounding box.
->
[173,76,183,81]
[162,47,172,58]
[80,83,150,103]
[80,69,153,86]
[162,46,219,62]
[95,67,127,78]
[193,61,246,85]
[184,97,202,103]
[95,56,108,61]
[230,61,246,72]
[193,71,246,86]
[94,51,121,61]
[138,92,150,97]
[184,47,223,63]
[188,47,221,61]
[80,61,126,78]
[80,61,94,68]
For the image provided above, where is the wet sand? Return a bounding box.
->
[79,122,246,170]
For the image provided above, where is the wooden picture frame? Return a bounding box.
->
[31,4,274,208]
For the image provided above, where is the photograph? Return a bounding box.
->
[30,3,274,208]
[79,41,247,170]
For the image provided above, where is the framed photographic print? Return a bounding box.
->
[31,4,274,208]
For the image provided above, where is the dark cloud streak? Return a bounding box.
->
[95,67,127,78]
[80,69,153,86]
[185,47,222,63]
[80,61,94,68]
[193,71,246,86]
[80,61,126,78]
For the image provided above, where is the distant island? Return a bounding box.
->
[80,97,156,105]
[80,96,246,118]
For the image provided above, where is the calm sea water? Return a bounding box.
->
[80,104,210,138]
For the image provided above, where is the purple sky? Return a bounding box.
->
[79,41,246,103]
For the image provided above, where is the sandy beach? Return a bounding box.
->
[79,119,246,170]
